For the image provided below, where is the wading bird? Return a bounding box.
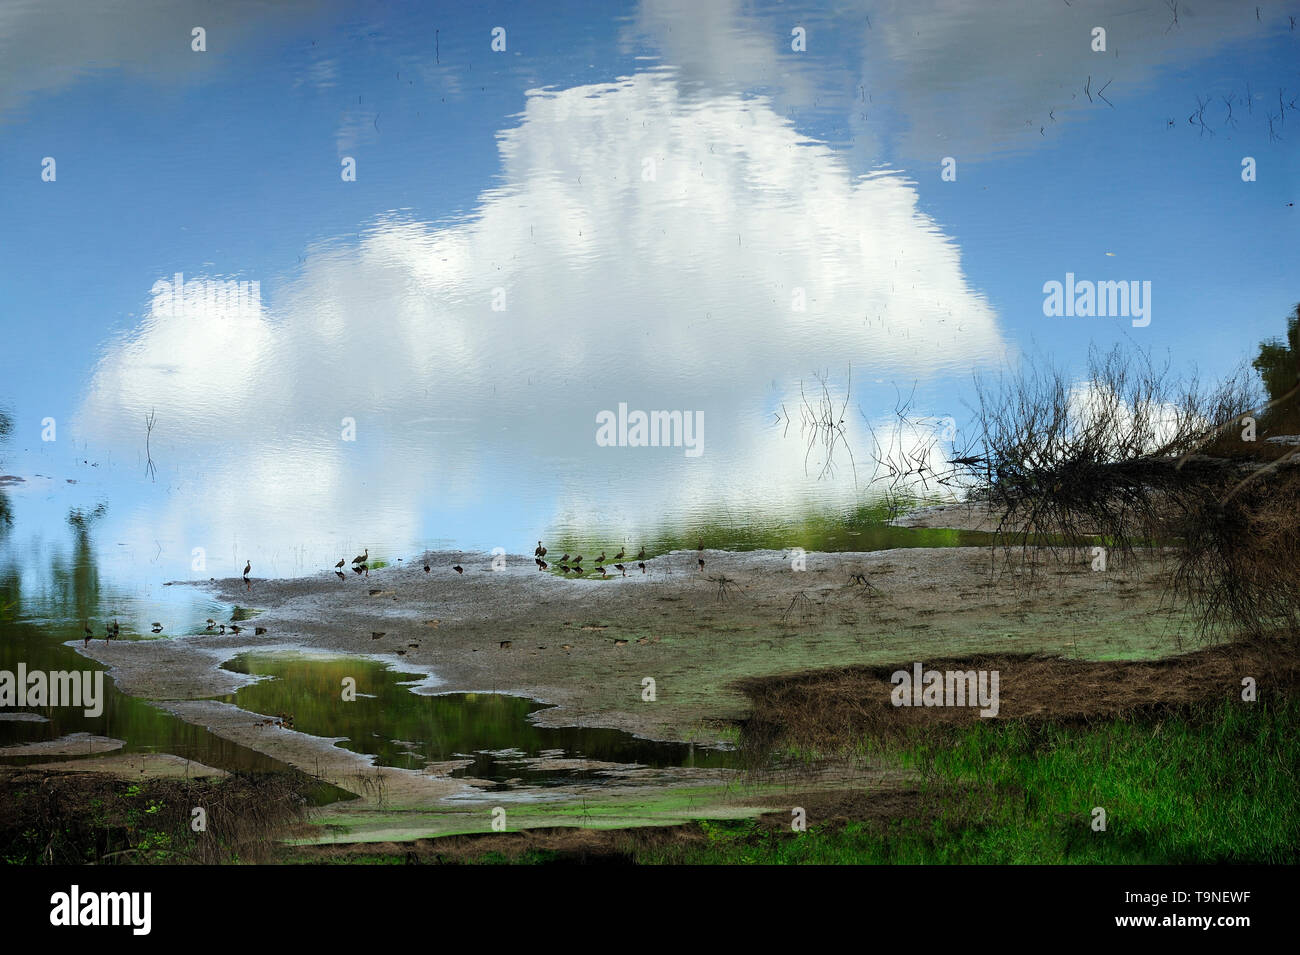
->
[614,563,626,576]
[559,553,570,563]
[243,561,251,578]
[334,558,345,569]
[571,555,583,565]
[638,561,646,574]
[535,541,546,558]
[614,548,624,561]
[636,546,646,561]
[452,565,463,574]
[353,548,368,565]
[595,551,606,564]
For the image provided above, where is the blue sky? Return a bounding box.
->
[0,0,1296,579]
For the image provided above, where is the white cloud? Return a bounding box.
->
[76,70,1006,556]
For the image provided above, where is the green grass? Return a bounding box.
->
[637,697,1300,864]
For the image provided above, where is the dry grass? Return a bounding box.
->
[734,638,1300,759]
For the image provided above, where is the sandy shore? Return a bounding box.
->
[66,536,1194,804]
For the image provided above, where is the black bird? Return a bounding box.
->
[638,561,646,574]
[243,560,251,578]
[571,555,583,565]
[636,546,646,561]
[151,622,163,634]
[534,541,546,558]
[614,548,625,560]
[335,570,345,581]
[595,551,606,564]
[255,627,268,635]
[371,632,385,640]
[353,548,368,565]
[698,556,705,572]
[452,565,464,574]
[595,564,606,576]
[353,564,365,575]
[559,564,570,573]
[559,553,570,563]
[84,622,92,646]
[615,563,626,576]
[538,559,548,571]
[423,561,430,573]
[334,558,345,569]
[229,624,242,634]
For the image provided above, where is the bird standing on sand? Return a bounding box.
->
[335,558,344,569]
[638,561,646,574]
[535,541,547,558]
[353,548,368,565]
[615,563,626,576]
[243,561,251,578]
[452,564,464,574]
[614,548,625,561]
[423,560,431,573]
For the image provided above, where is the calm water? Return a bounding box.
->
[219,652,737,785]
[1,2,1294,776]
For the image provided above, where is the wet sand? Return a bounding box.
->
[65,538,1195,809]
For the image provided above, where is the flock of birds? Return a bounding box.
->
[328,540,707,580]
[81,615,267,646]
[533,540,707,577]
[81,540,708,649]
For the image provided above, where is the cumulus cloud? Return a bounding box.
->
[76,70,1005,559]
